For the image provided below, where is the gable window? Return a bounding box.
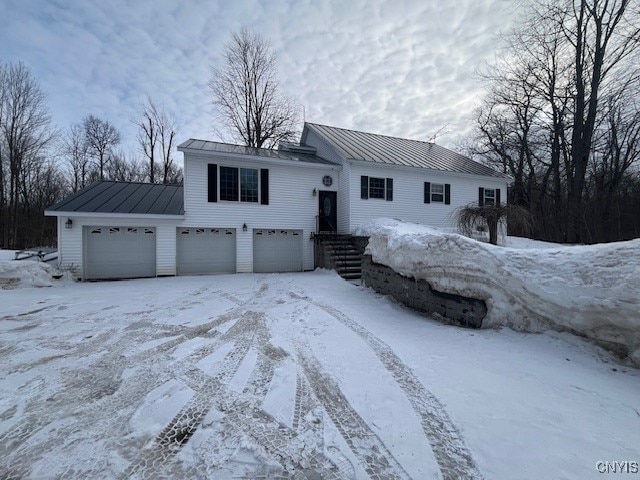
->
[361,176,393,201]
[424,182,451,204]
[478,187,501,206]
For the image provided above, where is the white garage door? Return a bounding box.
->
[253,229,303,273]
[84,226,156,280]
[176,228,236,275]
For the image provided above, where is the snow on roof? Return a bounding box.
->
[356,218,640,365]
[304,122,510,179]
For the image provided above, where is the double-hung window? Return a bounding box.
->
[360,176,393,201]
[368,177,386,199]
[220,166,240,201]
[478,187,500,206]
[483,188,496,205]
[431,183,445,203]
[424,182,451,204]
[240,168,258,202]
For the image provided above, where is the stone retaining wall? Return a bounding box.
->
[361,255,486,328]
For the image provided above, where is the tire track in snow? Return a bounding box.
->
[290,292,484,480]
[297,340,412,480]
[122,314,262,479]
[0,283,266,479]
[291,370,356,480]
[0,286,255,479]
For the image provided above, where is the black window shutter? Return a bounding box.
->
[260,169,269,205]
[445,184,451,205]
[496,188,501,205]
[386,178,393,201]
[361,176,369,199]
[479,187,484,206]
[424,182,431,203]
[208,164,217,202]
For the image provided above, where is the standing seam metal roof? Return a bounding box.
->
[178,138,338,165]
[46,181,184,215]
[305,123,510,179]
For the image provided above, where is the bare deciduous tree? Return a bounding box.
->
[106,149,147,183]
[469,0,640,244]
[135,97,178,183]
[83,114,121,181]
[0,62,6,245]
[210,27,299,149]
[0,62,56,247]
[156,106,177,184]
[61,123,91,192]
[136,96,158,183]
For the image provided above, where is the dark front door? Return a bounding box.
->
[318,191,337,232]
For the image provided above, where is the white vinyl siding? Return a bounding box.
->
[337,163,350,234]
[183,153,338,272]
[349,163,508,232]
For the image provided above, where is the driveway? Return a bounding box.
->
[1,271,638,479]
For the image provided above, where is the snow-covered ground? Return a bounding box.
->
[356,218,640,366]
[1,271,638,479]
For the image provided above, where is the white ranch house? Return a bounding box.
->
[45,123,509,280]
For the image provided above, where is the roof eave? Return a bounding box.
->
[45,210,185,219]
[346,158,512,181]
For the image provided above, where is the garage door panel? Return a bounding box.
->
[253,229,303,273]
[177,228,236,275]
[85,226,156,280]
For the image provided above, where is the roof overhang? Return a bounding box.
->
[347,158,513,182]
[45,211,185,220]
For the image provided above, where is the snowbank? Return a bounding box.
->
[0,260,71,288]
[355,218,640,364]
[0,249,17,261]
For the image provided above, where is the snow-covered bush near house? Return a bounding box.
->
[355,218,640,365]
[0,260,71,288]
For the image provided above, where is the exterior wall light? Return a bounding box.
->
[65,218,73,229]
[242,223,248,232]
[313,188,317,196]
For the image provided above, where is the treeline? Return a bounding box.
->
[0,62,183,249]
[469,0,640,244]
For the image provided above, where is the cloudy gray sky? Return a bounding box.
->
[0,0,523,158]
